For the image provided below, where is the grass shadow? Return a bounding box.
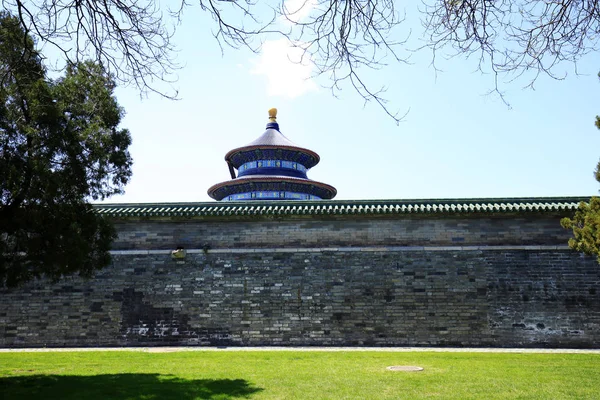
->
[0,373,263,400]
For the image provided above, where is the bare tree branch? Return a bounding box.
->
[3,0,598,121]
[421,0,600,93]
[4,0,180,97]
[280,0,411,123]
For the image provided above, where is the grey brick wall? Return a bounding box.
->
[111,213,573,250]
[1,245,598,348]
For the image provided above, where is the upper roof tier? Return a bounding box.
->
[225,109,320,169]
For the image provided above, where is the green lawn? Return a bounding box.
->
[1,350,599,399]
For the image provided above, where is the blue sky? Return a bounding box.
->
[102,3,600,203]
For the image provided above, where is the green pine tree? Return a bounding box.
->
[561,116,600,262]
[0,13,132,287]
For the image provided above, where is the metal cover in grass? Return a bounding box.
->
[386,366,424,371]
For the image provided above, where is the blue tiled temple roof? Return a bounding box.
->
[208,175,338,200]
[225,128,320,169]
[209,109,335,200]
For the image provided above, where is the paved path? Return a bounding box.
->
[1,347,599,353]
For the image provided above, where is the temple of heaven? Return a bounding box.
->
[207,108,337,201]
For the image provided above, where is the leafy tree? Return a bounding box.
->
[0,13,132,287]
[561,117,600,262]
[561,197,600,262]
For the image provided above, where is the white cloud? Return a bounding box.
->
[281,0,318,23]
[251,38,317,98]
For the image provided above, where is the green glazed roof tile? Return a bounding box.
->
[93,196,592,218]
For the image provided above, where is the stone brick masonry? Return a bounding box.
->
[111,214,572,250]
[1,212,599,348]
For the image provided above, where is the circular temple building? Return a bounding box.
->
[207,109,337,201]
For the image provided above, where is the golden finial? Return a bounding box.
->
[268,108,278,122]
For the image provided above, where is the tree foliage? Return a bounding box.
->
[561,197,600,263]
[0,13,132,287]
[5,0,599,120]
[561,114,600,262]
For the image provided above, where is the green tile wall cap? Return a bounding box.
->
[93,196,592,218]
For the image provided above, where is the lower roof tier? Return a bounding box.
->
[207,176,337,201]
